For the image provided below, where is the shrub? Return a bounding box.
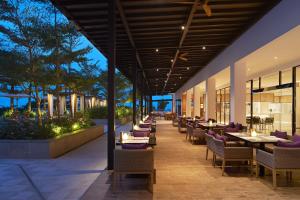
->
[87,106,107,119]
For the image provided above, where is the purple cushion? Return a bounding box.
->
[229,122,235,128]
[133,130,150,137]
[292,135,300,142]
[277,141,300,148]
[139,123,151,128]
[235,123,243,131]
[224,127,239,132]
[271,130,288,139]
[122,143,148,149]
[207,130,216,137]
[215,134,228,143]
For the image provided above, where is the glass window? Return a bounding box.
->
[281,69,292,84]
[261,72,278,88]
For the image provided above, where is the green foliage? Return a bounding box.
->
[157,101,169,111]
[87,106,107,119]
[0,112,94,140]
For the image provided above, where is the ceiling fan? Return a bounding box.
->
[173,0,212,17]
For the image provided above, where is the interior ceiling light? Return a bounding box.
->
[202,46,206,50]
[180,76,182,79]
[156,48,159,52]
[171,59,174,63]
[181,25,185,30]
[174,83,177,86]
[156,68,159,72]
[187,67,190,70]
[274,56,278,60]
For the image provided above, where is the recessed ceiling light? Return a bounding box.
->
[174,83,176,86]
[155,48,159,52]
[247,68,251,71]
[171,59,174,63]
[187,67,190,70]
[165,80,167,83]
[156,68,159,72]
[274,56,278,60]
[179,76,182,79]
[202,46,206,50]
[181,25,185,30]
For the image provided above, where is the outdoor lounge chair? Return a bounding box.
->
[256,147,300,188]
[212,137,253,176]
[113,148,156,192]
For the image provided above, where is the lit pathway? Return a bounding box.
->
[0,122,132,200]
[82,120,300,200]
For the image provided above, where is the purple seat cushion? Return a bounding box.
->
[229,122,235,128]
[271,130,288,139]
[235,123,243,131]
[224,127,239,132]
[122,143,148,149]
[292,134,300,142]
[133,130,150,137]
[139,123,151,128]
[207,130,216,137]
[277,141,300,148]
[215,134,228,143]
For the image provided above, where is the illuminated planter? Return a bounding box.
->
[0,125,104,159]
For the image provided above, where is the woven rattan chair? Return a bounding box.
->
[113,148,156,192]
[256,148,300,188]
[212,137,253,176]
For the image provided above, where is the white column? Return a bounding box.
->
[80,95,85,112]
[91,97,96,108]
[194,85,201,117]
[186,89,192,117]
[230,62,246,124]
[47,94,53,117]
[71,93,76,117]
[59,96,65,115]
[205,77,216,121]
[172,93,176,113]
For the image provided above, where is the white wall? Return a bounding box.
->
[176,0,300,97]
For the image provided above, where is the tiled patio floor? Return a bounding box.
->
[0,122,131,200]
[82,120,300,200]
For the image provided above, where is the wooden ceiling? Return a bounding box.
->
[51,0,280,95]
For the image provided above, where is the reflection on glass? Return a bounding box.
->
[216,87,230,124]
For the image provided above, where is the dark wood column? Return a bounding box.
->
[149,95,152,114]
[140,93,143,120]
[107,0,116,170]
[132,56,137,125]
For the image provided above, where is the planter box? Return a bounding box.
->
[0,125,104,159]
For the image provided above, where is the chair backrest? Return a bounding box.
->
[204,132,214,149]
[212,137,225,157]
[273,147,300,169]
[265,117,274,124]
[114,148,154,172]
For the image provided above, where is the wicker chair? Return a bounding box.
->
[113,148,156,192]
[256,148,300,188]
[204,133,215,162]
[212,137,253,176]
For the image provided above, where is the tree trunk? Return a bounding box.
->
[27,83,32,112]
[35,85,42,126]
[9,84,15,111]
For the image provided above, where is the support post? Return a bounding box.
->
[140,93,143,120]
[132,58,137,125]
[149,95,152,114]
[107,0,116,170]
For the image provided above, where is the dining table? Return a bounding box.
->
[197,122,227,130]
[224,131,291,176]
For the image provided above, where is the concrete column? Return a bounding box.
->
[230,62,247,124]
[91,97,96,108]
[205,77,216,121]
[59,96,65,115]
[194,85,201,117]
[186,88,192,117]
[71,93,76,117]
[80,96,84,112]
[47,94,53,117]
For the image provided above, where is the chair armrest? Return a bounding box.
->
[256,149,274,168]
[224,147,253,159]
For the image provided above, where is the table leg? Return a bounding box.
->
[259,143,266,177]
